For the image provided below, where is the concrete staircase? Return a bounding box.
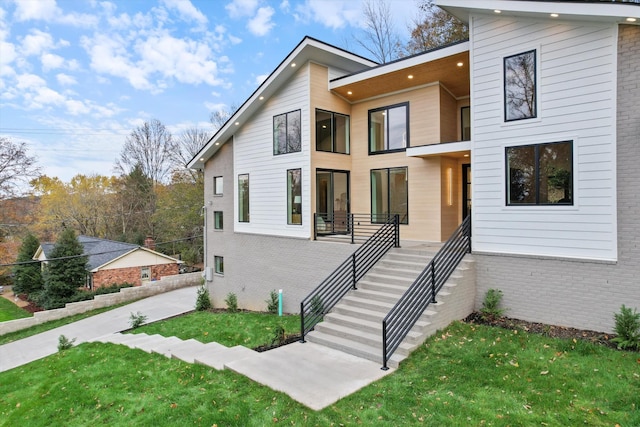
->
[305,245,475,368]
[89,332,259,370]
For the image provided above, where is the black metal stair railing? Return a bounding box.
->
[314,213,403,244]
[381,215,471,370]
[300,214,400,341]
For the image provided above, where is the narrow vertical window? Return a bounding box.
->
[141,266,150,281]
[287,169,302,225]
[461,106,471,141]
[504,50,536,121]
[213,176,223,195]
[214,256,224,275]
[274,110,301,154]
[371,167,408,224]
[238,174,249,222]
[214,211,223,230]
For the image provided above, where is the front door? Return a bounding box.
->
[462,164,471,219]
[316,170,350,234]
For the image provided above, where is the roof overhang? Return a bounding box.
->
[187,37,377,171]
[330,41,470,102]
[92,247,183,272]
[435,0,640,25]
[406,140,471,158]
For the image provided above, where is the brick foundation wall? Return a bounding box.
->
[474,25,640,333]
[92,263,180,288]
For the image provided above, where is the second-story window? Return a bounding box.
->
[316,109,350,154]
[274,110,301,155]
[213,176,223,195]
[369,102,409,154]
[504,50,537,122]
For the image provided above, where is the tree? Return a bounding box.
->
[41,228,88,309]
[174,127,211,181]
[115,119,178,185]
[0,137,40,199]
[351,0,402,63]
[112,165,156,243]
[12,232,43,296]
[406,1,468,54]
[209,103,239,132]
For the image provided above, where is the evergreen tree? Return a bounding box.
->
[12,232,43,296]
[42,228,88,308]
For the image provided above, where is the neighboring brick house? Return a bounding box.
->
[189,1,639,332]
[34,235,182,288]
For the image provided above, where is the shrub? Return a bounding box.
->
[129,311,147,329]
[195,285,212,311]
[611,305,640,350]
[310,295,324,316]
[225,292,238,313]
[270,324,286,346]
[480,288,505,321]
[266,290,279,314]
[57,334,76,351]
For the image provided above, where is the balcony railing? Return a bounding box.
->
[314,212,402,244]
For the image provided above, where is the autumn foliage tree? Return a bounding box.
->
[405,0,468,54]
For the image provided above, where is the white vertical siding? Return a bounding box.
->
[470,15,617,261]
[233,63,311,238]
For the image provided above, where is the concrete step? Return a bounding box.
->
[357,279,411,294]
[195,345,260,370]
[332,304,389,323]
[342,295,394,313]
[366,267,422,281]
[149,336,184,358]
[314,320,422,348]
[169,339,210,363]
[376,258,428,272]
[349,288,403,304]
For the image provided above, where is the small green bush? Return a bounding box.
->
[480,288,505,321]
[266,290,279,314]
[225,292,238,313]
[129,311,147,329]
[195,285,212,311]
[611,305,640,350]
[57,334,76,351]
[270,324,286,346]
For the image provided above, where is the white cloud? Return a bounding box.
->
[65,99,89,115]
[225,0,259,19]
[12,0,98,27]
[0,41,17,67]
[16,73,46,90]
[56,73,77,85]
[279,0,290,13]
[294,0,359,30]
[255,74,268,85]
[161,0,208,27]
[247,6,275,36]
[41,53,64,71]
[228,34,242,45]
[21,30,55,56]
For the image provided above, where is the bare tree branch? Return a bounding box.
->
[406,0,468,55]
[0,137,40,199]
[353,0,402,64]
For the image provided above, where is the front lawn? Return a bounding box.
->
[0,297,31,322]
[1,316,638,426]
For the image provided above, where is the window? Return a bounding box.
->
[274,110,301,154]
[213,176,223,195]
[371,167,408,224]
[316,109,350,154]
[238,174,249,222]
[141,266,150,281]
[214,211,223,230]
[504,50,536,121]
[369,103,409,154]
[214,256,224,275]
[287,169,302,225]
[461,106,471,141]
[506,141,573,205]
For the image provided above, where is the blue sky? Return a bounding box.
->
[0,0,419,182]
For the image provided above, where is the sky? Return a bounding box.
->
[0,0,420,183]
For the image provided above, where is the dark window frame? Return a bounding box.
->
[273,109,302,155]
[370,166,409,225]
[504,49,537,122]
[315,109,350,154]
[214,211,223,230]
[213,176,223,196]
[214,256,224,275]
[368,102,410,155]
[505,140,573,206]
[238,173,249,222]
[287,168,302,225]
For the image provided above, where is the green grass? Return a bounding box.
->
[129,311,300,348]
[1,320,638,426]
[0,301,135,345]
[0,297,32,322]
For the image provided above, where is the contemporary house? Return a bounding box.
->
[34,235,182,288]
[189,0,639,350]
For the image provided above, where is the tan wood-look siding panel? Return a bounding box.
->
[439,86,458,143]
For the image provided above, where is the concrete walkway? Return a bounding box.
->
[0,285,394,410]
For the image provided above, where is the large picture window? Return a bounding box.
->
[506,141,573,205]
[316,109,350,154]
[504,50,536,121]
[371,167,408,224]
[287,169,302,225]
[369,103,409,154]
[238,174,249,222]
[274,110,301,155]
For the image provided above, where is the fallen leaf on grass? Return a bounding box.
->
[540,371,549,375]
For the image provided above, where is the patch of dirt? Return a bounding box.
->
[253,334,301,352]
[464,312,619,350]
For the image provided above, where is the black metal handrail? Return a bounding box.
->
[301,214,400,341]
[381,215,471,369]
[314,213,403,244]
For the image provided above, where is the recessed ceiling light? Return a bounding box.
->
[494,10,501,14]
[215,142,219,146]
[235,122,240,126]
[408,74,414,79]
[200,158,204,161]
[347,91,352,95]
[464,154,469,157]
[259,96,264,100]
[291,63,296,67]
[627,17,637,22]
[457,62,464,67]
[550,13,559,18]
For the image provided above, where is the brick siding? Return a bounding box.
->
[92,263,179,288]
